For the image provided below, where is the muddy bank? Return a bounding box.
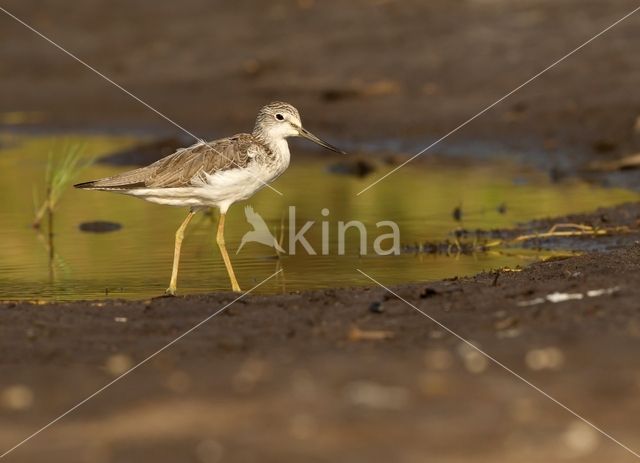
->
[402,201,640,254]
[1,202,640,462]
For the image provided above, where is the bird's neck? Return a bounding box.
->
[270,137,291,172]
[255,131,290,167]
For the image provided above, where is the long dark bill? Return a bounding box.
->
[298,127,346,154]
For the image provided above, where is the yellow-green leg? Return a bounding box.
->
[166,210,196,295]
[216,212,241,292]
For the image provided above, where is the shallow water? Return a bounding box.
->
[1,132,637,300]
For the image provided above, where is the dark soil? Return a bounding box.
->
[1,203,640,462]
[2,1,640,461]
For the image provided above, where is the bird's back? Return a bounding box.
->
[75,134,269,191]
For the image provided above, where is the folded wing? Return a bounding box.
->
[75,134,259,190]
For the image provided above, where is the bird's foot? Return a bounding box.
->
[165,286,177,296]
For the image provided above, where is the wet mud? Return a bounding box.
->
[1,203,640,462]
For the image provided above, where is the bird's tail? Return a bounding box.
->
[74,180,102,190]
[74,166,151,190]
[74,179,145,191]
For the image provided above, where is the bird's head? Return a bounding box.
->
[254,101,346,154]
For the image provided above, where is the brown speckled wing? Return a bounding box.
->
[76,134,259,190]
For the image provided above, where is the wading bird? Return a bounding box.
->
[75,102,345,294]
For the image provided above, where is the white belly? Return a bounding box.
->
[123,162,286,212]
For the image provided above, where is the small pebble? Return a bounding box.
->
[369,301,384,313]
[420,287,438,299]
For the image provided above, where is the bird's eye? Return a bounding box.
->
[275,113,284,121]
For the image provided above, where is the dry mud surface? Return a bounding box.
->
[2,0,640,165]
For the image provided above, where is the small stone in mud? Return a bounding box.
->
[420,288,438,299]
[79,221,122,233]
[564,270,582,278]
[368,301,384,314]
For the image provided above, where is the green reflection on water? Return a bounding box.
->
[1,132,637,300]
